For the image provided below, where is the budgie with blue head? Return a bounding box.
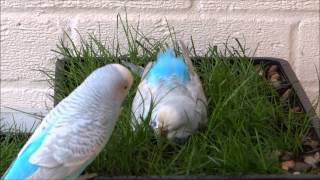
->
[131,41,207,144]
[2,64,133,180]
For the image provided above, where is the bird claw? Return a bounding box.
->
[77,173,97,180]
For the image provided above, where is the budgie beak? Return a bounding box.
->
[153,106,192,144]
[173,137,190,145]
[159,126,168,138]
[157,126,191,144]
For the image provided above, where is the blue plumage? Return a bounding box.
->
[147,48,190,85]
[4,129,49,180]
[3,64,134,180]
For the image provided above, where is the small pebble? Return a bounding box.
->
[304,153,320,168]
[267,68,283,89]
[293,171,301,175]
[268,65,278,73]
[268,71,279,78]
[281,160,295,170]
[280,88,292,101]
[271,81,281,89]
[293,162,312,172]
[304,139,319,149]
[270,73,281,81]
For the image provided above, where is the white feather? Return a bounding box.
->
[131,44,207,142]
[3,64,133,180]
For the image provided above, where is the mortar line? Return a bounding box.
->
[289,21,300,72]
[1,8,319,19]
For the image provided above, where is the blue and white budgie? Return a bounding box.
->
[2,64,133,180]
[131,42,207,143]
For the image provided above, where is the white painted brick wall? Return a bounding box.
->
[1,0,319,131]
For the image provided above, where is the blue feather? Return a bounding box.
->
[147,48,190,85]
[3,129,49,180]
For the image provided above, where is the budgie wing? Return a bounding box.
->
[17,98,92,162]
[180,40,208,127]
[186,75,208,129]
[2,115,54,179]
[3,114,102,179]
[29,115,104,169]
[141,62,153,79]
[131,80,153,127]
[131,61,155,127]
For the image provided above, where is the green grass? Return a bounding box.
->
[0,127,30,174]
[0,15,314,176]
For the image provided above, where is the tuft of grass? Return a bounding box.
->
[0,123,30,173]
[0,14,314,176]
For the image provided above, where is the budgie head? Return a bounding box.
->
[82,64,133,107]
[152,98,196,144]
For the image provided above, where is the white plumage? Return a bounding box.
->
[131,42,207,143]
[3,64,133,180]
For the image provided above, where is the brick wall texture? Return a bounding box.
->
[1,0,320,114]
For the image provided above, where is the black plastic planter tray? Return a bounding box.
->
[92,175,320,180]
[252,57,319,141]
[87,57,320,179]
